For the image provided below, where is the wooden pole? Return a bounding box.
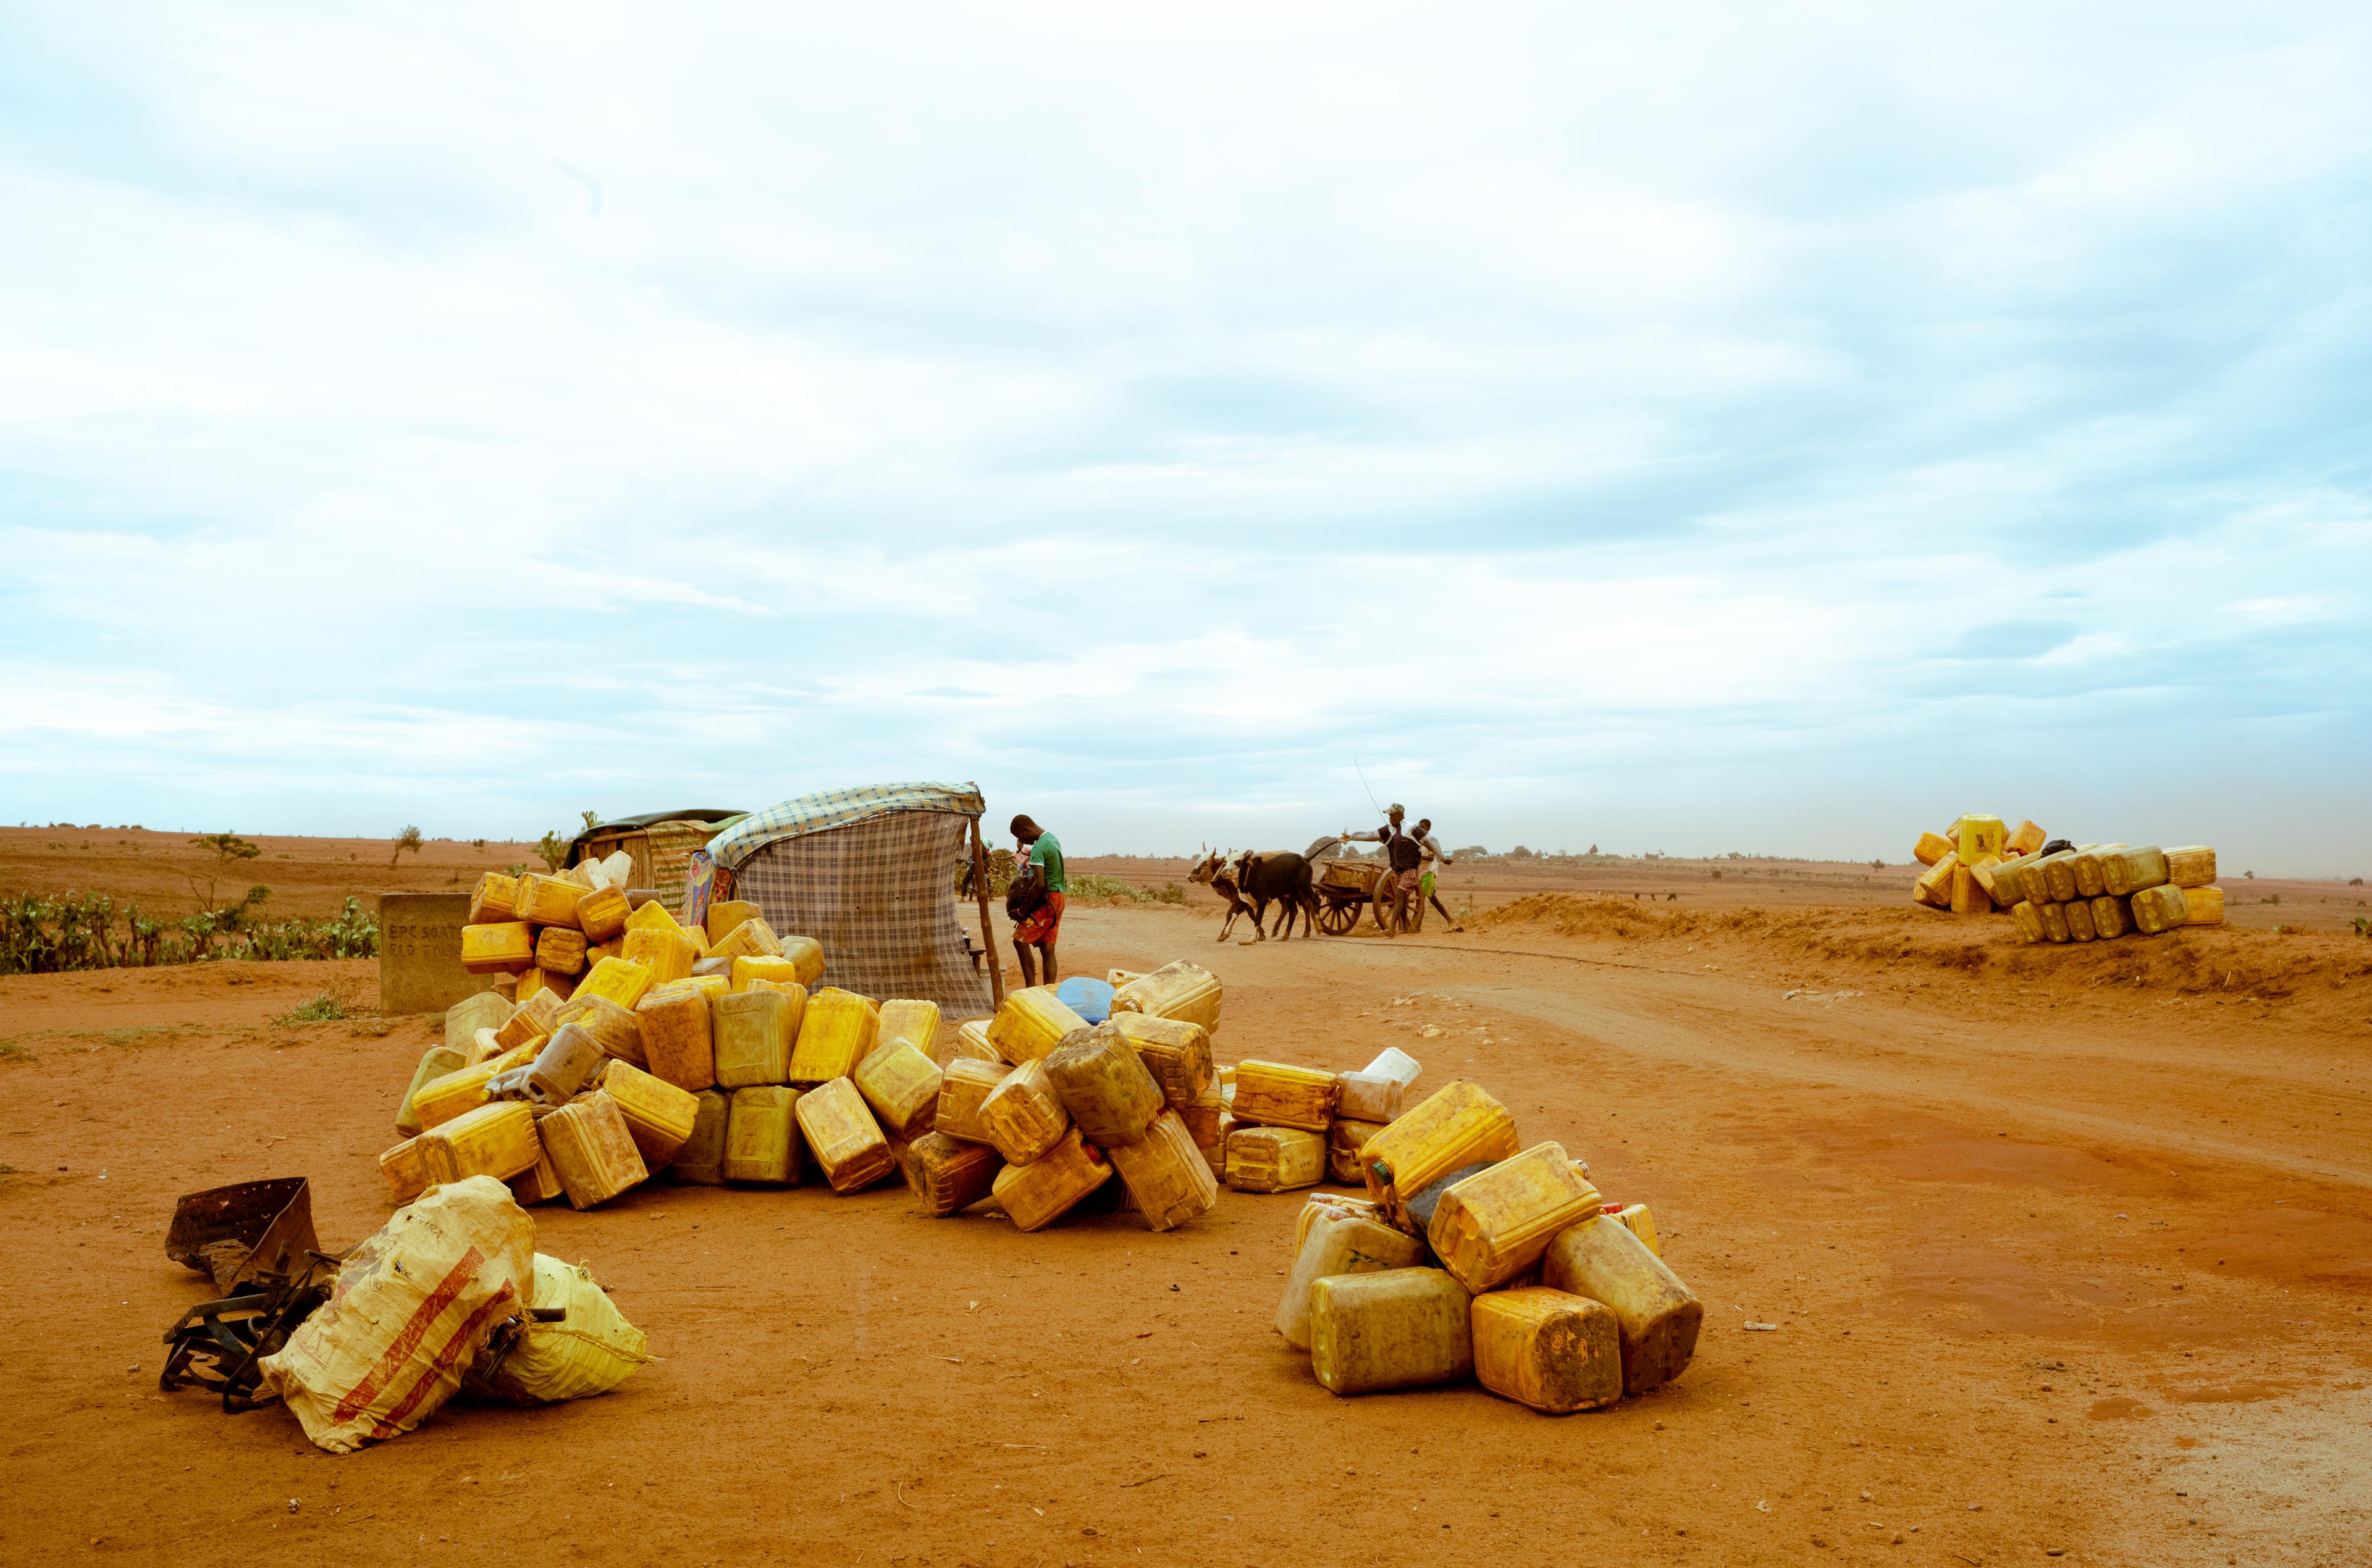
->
[972,815,1004,1008]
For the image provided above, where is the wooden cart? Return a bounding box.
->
[1312,857,1402,936]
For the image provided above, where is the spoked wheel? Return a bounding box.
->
[1316,898,1356,936]
[1372,885,1400,934]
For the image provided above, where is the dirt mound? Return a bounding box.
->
[1476,891,2372,999]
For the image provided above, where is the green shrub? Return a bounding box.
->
[277,992,347,1024]
[0,893,376,975]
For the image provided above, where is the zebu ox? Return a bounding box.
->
[1188,845,1318,941]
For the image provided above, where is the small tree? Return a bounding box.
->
[389,824,424,870]
[191,832,260,864]
[537,831,571,873]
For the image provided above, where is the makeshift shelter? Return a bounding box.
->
[702,783,998,1018]
[569,810,747,909]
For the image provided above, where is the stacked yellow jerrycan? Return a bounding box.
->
[713,989,796,1088]
[1540,1213,1702,1396]
[991,1127,1111,1231]
[1105,1112,1219,1231]
[723,1086,801,1184]
[1042,1025,1166,1147]
[934,1058,1005,1144]
[1424,1142,1604,1294]
[1107,1013,1213,1105]
[1232,1061,1337,1131]
[900,1132,1001,1217]
[854,1039,943,1140]
[555,993,643,1068]
[794,1077,894,1193]
[395,1046,468,1138]
[875,1000,941,1062]
[980,1061,1071,1164]
[636,986,717,1092]
[599,1061,700,1169]
[1308,1268,1474,1395]
[1471,1289,1623,1414]
[986,986,1090,1063]
[1224,1126,1325,1193]
[1357,1080,1520,1228]
[1111,960,1223,1033]
[671,1089,731,1184]
[540,1089,650,1209]
[790,989,879,1083]
[1276,1204,1428,1349]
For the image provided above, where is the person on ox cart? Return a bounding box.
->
[1339,804,1438,934]
[1007,814,1066,986]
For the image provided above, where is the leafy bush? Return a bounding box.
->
[390,824,424,869]
[536,832,571,873]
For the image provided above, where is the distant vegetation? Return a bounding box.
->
[0,892,378,976]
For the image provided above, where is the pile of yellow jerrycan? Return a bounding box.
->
[390,890,1232,1235]
[1271,1076,1702,1415]
[1911,815,2226,939]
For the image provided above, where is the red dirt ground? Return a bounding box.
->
[4,845,2371,1567]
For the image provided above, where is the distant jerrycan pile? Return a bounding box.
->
[1252,1075,1694,1416]
[387,902,1230,1236]
[1909,816,2226,943]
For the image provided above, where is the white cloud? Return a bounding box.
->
[0,2,2367,871]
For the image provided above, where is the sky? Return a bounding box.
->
[1,4,2367,873]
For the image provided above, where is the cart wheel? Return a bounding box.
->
[1373,886,1399,934]
[1316,899,1355,936]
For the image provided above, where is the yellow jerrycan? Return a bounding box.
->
[539,1090,651,1210]
[636,986,717,1092]
[934,1057,1006,1145]
[1106,1012,1213,1106]
[856,1039,944,1140]
[985,986,1090,1063]
[1224,1126,1326,1193]
[723,1086,801,1184]
[1471,1287,1621,1413]
[901,1132,1001,1216]
[1104,1110,1219,1231]
[790,989,879,1084]
[990,1126,1112,1231]
[1357,1080,1519,1224]
[1307,1268,1473,1394]
[396,1046,468,1138]
[979,1060,1072,1165]
[714,987,797,1088]
[1426,1142,1602,1293]
[671,1089,731,1184]
[875,999,942,1062]
[1232,1061,1337,1131]
[794,1076,895,1193]
[1276,1207,1428,1349]
[1043,1026,1166,1147]
[1539,1214,1702,1396]
[1111,960,1223,1033]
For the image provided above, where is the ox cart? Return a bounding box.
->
[1311,855,1402,935]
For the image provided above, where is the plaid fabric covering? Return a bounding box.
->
[733,808,993,1017]
[705,781,986,873]
[644,821,721,907]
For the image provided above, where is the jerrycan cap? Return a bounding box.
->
[1602,1202,1625,1214]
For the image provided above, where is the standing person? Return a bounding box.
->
[1412,818,1462,933]
[1340,804,1424,934]
[1008,814,1067,987]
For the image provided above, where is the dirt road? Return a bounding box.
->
[2,903,2367,1567]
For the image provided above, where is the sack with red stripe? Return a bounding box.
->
[260,1175,536,1453]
